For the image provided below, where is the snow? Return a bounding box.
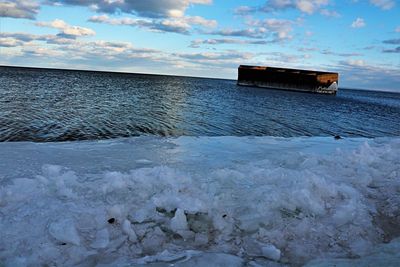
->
[122,219,138,243]
[49,219,81,246]
[261,245,281,261]
[171,208,189,232]
[90,228,110,249]
[0,136,399,266]
[305,237,400,267]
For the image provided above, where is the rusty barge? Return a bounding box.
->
[237,65,339,95]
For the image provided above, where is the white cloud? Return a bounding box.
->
[321,50,363,57]
[248,18,294,41]
[383,47,400,53]
[207,28,267,39]
[234,5,255,15]
[208,18,293,42]
[346,59,365,67]
[319,9,340,17]
[184,16,217,28]
[189,38,269,48]
[175,51,254,61]
[0,37,22,47]
[370,0,395,10]
[22,47,64,57]
[0,0,39,19]
[336,59,400,90]
[35,19,96,38]
[0,30,162,65]
[351,18,366,28]
[0,32,86,47]
[235,0,330,15]
[47,0,212,18]
[88,14,216,34]
[296,0,329,14]
[395,26,400,33]
[1,32,43,43]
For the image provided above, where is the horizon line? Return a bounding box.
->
[0,64,233,82]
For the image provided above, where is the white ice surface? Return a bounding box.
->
[0,136,399,266]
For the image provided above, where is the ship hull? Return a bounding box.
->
[237,65,339,95]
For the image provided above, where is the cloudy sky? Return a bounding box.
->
[0,0,399,91]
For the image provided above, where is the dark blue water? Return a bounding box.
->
[0,66,399,142]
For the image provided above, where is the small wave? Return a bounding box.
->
[1,67,400,142]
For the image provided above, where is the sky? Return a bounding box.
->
[0,0,399,91]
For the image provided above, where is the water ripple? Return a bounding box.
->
[1,66,399,142]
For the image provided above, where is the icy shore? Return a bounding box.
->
[0,136,399,266]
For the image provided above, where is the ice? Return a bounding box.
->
[136,159,153,164]
[305,238,400,267]
[48,219,81,246]
[141,226,167,254]
[122,219,138,243]
[194,233,209,246]
[90,228,109,249]
[0,136,399,266]
[261,244,281,261]
[107,205,125,221]
[173,252,244,267]
[98,250,245,267]
[170,208,189,232]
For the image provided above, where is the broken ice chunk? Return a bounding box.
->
[170,208,188,232]
[141,226,166,253]
[107,205,125,222]
[90,228,109,249]
[261,244,281,261]
[48,219,80,246]
[122,219,138,242]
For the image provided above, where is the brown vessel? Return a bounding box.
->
[237,65,339,95]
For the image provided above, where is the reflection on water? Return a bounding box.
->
[0,66,399,142]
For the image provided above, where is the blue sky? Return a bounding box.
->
[0,0,399,91]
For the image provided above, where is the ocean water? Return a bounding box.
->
[1,66,399,142]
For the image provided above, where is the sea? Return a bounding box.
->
[0,66,399,142]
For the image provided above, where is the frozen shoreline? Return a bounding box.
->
[0,136,399,266]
